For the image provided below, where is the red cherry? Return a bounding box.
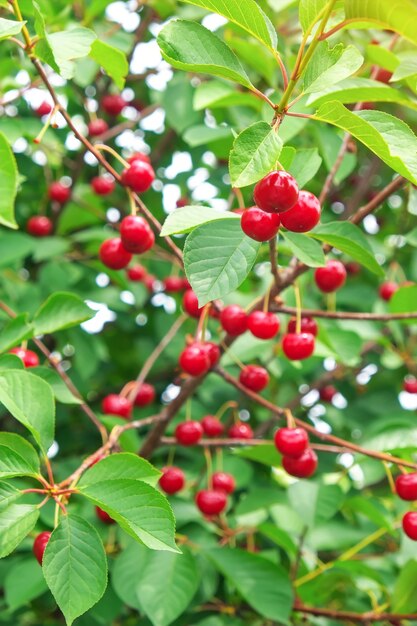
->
[220,305,248,336]
[159,467,185,494]
[101,394,132,419]
[379,281,398,301]
[33,531,51,565]
[196,489,227,516]
[179,343,211,376]
[374,67,392,84]
[402,511,417,540]
[228,422,254,439]
[9,347,39,368]
[345,261,361,275]
[182,290,203,318]
[88,118,109,136]
[287,316,318,337]
[319,385,337,402]
[48,182,71,204]
[282,448,318,478]
[121,161,155,193]
[127,152,151,165]
[239,365,269,392]
[274,427,309,458]
[95,506,115,524]
[254,171,299,214]
[120,216,155,254]
[315,260,347,293]
[134,383,156,407]
[35,101,52,117]
[201,415,224,437]
[176,197,189,208]
[163,276,185,292]
[212,471,235,494]
[101,94,126,116]
[26,216,53,237]
[241,207,280,242]
[99,238,132,270]
[280,190,321,233]
[396,473,417,501]
[175,420,203,445]
[144,275,157,293]
[282,333,315,360]
[404,376,417,394]
[127,265,147,281]
[181,278,191,289]
[91,176,115,196]
[201,342,221,368]
[247,311,280,340]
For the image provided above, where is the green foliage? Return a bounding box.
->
[0,132,18,229]
[229,121,283,187]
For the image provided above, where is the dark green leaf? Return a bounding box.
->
[0,131,18,229]
[0,313,33,353]
[0,432,40,479]
[78,453,161,487]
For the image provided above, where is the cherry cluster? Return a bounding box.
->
[395,474,417,540]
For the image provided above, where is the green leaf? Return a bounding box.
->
[0,18,25,41]
[78,453,161,487]
[0,482,22,509]
[207,548,293,623]
[299,0,327,32]
[310,221,384,276]
[304,42,364,94]
[183,124,232,147]
[79,479,178,552]
[281,231,326,267]
[0,504,39,558]
[177,0,278,53]
[194,80,261,111]
[389,285,417,319]
[161,206,239,236]
[112,542,147,610]
[157,20,253,89]
[235,444,282,467]
[33,292,93,334]
[5,559,48,611]
[314,102,417,184]
[0,131,18,229]
[36,27,97,79]
[184,219,260,306]
[43,515,107,626]
[0,432,40,479]
[0,313,34,353]
[229,121,283,188]
[288,481,344,528]
[0,369,55,453]
[31,367,82,405]
[287,147,322,187]
[392,559,417,613]
[344,0,417,46]
[89,40,128,90]
[391,52,417,82]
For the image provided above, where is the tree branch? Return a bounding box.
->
[271,304,417,321]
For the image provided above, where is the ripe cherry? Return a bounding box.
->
[176,197,189,208]
[319,385,337,402]
[374,67,392,84]
[274,427,309,458]
[280,190,321,232]
[127,265,147,281]
[220,305,248,336]
[121,160,155,193]
[9,347,39,368]
[101,394,131,419]
[159,467,185,494]
[91,176,115,195]
[48,182,71,204]
[315,260,347,293]
[402,511,417,540]
[182,290,203,318]
[26,216,53,237]
[101,94,126,116]
[163,276,185,292]
[239,365,269,392]
[395,473,417,501]
[212,471,235,494]
[88,118,109,136]
[33,531,51,565]
[175,420,203,445]
[241,207,280,242]
[120,216,155,254]
[35,101,52,117]
[196,489,227,516]
[287,316,318,337]
[404,376,417,394]
[282,333,315,360]
[254,171,299,214]
[134,383,156,407]
[345,261,361,275]
[201,415,224,437]
[99,238,132,270]
[379,281,398,301]
[144,275,157,293]
[127,152,151,165]
[282,448,318,478]
[247,311,280,340]
[228,422,254,439]
[201,342,221,367]
[179,343,211,376]
[95,506,115,524]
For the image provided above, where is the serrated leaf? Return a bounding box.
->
[31,367,82,405]
[33,292,93,335]
[287,148,322,187]
[36,27,97,79]
[43,515,107,626]
[299,0,327,32]
[0,313,34,353]
[89,40,128,90]
[0,132,18,229]
[0,482,22,510]
[0,433,40,479]
[281,231,326,267]
[392,560,417,613]
[184,219,260,306]
[229,121,283,188]
[0,18,25,41]
[0,504,39,558]
[5,559,48,611]
[304,42,364,94]
[79,453,161,487]
[344,0,417,46]
[161,206,239,236]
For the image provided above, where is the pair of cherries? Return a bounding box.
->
[26,182,72,237]
[175,419,253,446]
[179,341,220,376]
[394,473,417,540]
[101,385,156,419]
[159,466,235,497]
[99,215,155,270]
[220,305,279,341]
[274,426,318,478]
[9,347,39,368]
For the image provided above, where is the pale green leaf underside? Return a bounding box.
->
[161,206,239,236]
[0,132,18,229]
[79,453,161,487]
[229,121,283,187]
[89,39,128,90]
[281,231,326,267]
[344,0,417,46]
[299,0,327,33]
[0,18,25,41]
[304,42,364,94]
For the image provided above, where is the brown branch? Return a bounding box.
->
[271,304,417,321]
[269,237,280,286]
[294,600,417,623]
[160,437,347,454]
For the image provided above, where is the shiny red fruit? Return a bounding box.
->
[33,531,51,565]
[127,152,151,165]
[402,511,417,540]
[164,276,185,292]
[201,415,224,437]
[182,290,203,318]
[35,101,52,117]
[220,305,248,336]
[396,473,417,501]
[175,420,203,445]
[280,190,321,233]
[228,422,254,439]
[282,448,318,478]
[176,197,189,208]
[101,94,126,116]
[201,342,221,367]
[282,333,315,360]
[379,281,398,301]
[196,489,227,516]
[88,118,108,136]
[274,427,309,458]
[241,207,280,242]
[95,506,115,524]
[9,347,39,368]
[404,376,417,394]
[127,265,147,281]
[101,394,131,419]
[26,216,53,237]
[315,260,347,293]
[91,176,115,195]
[144,275,156,292]
[134,383,156,407]
[48,182,71,204]
[120,216,155,254]
[99,238,132,270]
[254,171,299,214]
[287,316,318,337]
[239,365,269,392]
[319,385,337,402]
[179,343,211,376]
[345,261,361,275]
[121,161,155,193]
[212,471,235,494]
[159,467,185,494]
[247,311,280,340]
[374,67,393,84]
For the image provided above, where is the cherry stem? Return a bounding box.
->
[196,304,210,342]
[293,281,302,334]
[219,341,245,370]
[284,408,296,429]
[166,446,176,467]
[93,143,130,168]
[128,189,138,215]
[204,447,213,489]
[382,462,396,494]
[327,291,336,313]
[216,447,223,472]
[263,282,273,314]
[185,399,192,422]
[215,400,238,421]
[233,187,245,209]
